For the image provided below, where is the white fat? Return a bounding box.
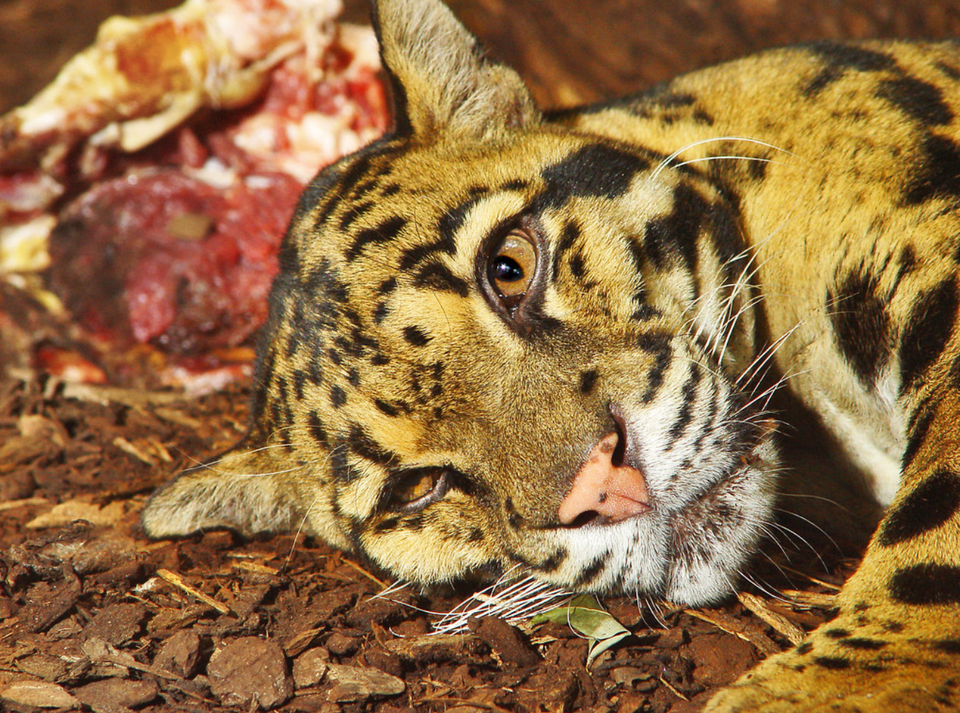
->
[0,215,57,272]
[188,157,239,188]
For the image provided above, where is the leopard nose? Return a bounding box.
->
[558,431,650,525]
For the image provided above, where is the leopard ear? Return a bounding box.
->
[372,0,538,139]
[140,442,298,538]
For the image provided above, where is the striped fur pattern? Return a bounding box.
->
[143,1,960,708]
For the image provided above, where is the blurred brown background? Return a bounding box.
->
[4,0,960,113]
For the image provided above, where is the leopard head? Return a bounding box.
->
[142,0,779,605]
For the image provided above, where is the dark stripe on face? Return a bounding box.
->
[707,201,749,285]
[338,199,375,231]
[535,144,649,211]
[307,411,330,448]
[903,135,960,205]
[397,198,480,271]
[374,398,399,417]
[933,640,960,654]
[631,304,661,322]
[899,276,958,393]
[504,497,524,529]
[875,76,953,126]
[532,548,568,573]
[349,424,397,466]
[802,42,898,97]
[414,262,470,296]
[572,555,607,590]
[345,216,407,261]
[877,469,960,546]
[552,220,581,281]
[889,563,960,605]
[292,370,306,401]
[636,332,673,403]
[403,326,431,346]
[579,369,599,395]
[373,301,390,324]
[314,154,375,231]
[667,364,701,444]
[827,269,892,386]
[330,447,361,483]
[502,178,530,191]
[302,258,349,305]
[643,183,706,272]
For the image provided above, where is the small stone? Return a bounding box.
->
[0,680,80,709]
[207,637,293,710]
[293,648,330,688]
[74,678,159,713]
[154,629,202,678]
[325,663,405,702]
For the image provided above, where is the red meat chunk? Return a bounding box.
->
[47,168,302,353]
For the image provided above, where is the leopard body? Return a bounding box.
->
[143,2,960,709]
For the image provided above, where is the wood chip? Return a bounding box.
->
[778,565,842,591]
[657,675,689,701]
[62,382,185,408]
[231,560,280,575]
[341,558,389,588]
[737,593,806,646]
[780,589,839,609]
[284,626,325,658]
[153,406,204,429]
[156,568,231,614]
[0,680,80,709]
[112,436,173,466]
[26,499,127,528]
[0,496,49,512]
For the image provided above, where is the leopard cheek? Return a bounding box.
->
[361,500,497,583]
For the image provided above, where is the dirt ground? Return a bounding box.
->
[4,0,960,711]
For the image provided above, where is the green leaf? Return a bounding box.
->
[531,594,631,666]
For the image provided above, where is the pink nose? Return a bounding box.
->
[558,432,650,525]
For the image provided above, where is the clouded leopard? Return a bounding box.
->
[143,0,960,709]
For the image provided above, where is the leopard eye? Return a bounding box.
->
[390,468,450,512]
[487,228,538,308]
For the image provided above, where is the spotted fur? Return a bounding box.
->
[144,1,960,708]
